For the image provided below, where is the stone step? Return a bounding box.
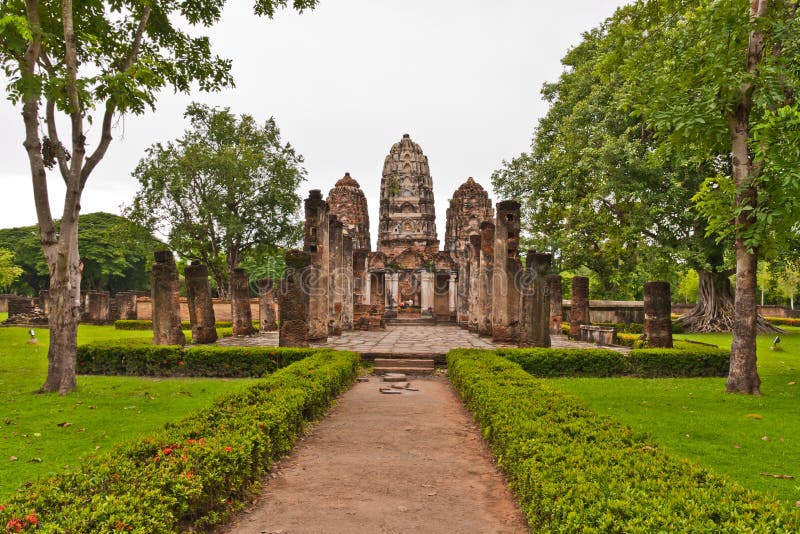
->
[374,358,434,369]
[374,366,435,375]
[364,352,447,365]
[385,318,437,326]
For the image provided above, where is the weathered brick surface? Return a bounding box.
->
[151,250,185,346]
[644,281,673,348]
[185,262,217,344]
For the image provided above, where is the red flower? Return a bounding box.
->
[178,361,185,366]
[162,447,173,456]
[6,518,22,533]
[184,471,193,479]
[24,513,38,526]
[224,446,233,453]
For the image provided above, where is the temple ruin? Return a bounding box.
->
[284,133,549,347]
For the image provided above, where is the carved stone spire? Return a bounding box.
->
[377,134,439,257]
[327,172,371,253]
[444,177,494,254]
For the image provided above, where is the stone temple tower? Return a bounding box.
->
[377,134,439,257]
[327,172,371,253]
[444,177,494,255]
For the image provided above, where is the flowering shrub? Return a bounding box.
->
[1,350,359,531]
[447,349,799,531]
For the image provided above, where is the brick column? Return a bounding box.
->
[342,233,354,331]
[280,250,311,347]
[492,200,522,342]
[257,278,277,332]
[477,221,494,337]
[185,261,217,344]
[570,276,589,340]
[520,251,552,348]
[468,234,481,331]
[457,249,470,328]
[151,250,185,346]
[304,190,330,341]
[328,215,344,336]
[644,281,673,348]
[547,274,563,335]
[231,267,255,336]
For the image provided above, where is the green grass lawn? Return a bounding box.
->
[550,326,800,504]
[0,323,256,497]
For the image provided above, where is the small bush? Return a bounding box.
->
[593,322,644,334]
[446,350,798,532]
[77,340,320,378]
[0,350,360,531]
[497,347,630,377]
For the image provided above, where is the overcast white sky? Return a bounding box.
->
[0,0,629,244]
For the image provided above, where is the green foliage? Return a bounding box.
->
[446,349,798,531]
[552,329,800,502]
[0,248,22,291]
[0,213,162,295]
[491,15,728,300]
[114,319,258,331]
[676,268,700,304]
[127,103,305,296]
[497,345,728,379]
[496,348,630,377]
[619,0,800,255]
[0,350,358,531]
[77,340,319,378]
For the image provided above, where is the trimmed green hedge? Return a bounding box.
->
[115,319,259,331]
[77,339,320,378]
[497,345,729,378]
[1,350,360,531]
[495,348,629,377]
[447,350,798,531]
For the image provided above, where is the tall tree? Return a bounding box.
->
[0,0,319,394]
[492,22,735,320]
[620,0,800,394]
[127,103,305,297]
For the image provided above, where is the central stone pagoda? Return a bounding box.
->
[377,134,439,256]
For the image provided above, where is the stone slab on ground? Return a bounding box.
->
[215,324,630,356]
[224,377,529,534]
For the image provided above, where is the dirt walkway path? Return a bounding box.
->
[225,376,528,534]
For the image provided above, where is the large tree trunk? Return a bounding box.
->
[41,224,82,394]
[726,0,768,395]
[676,269,735,332]
[676,268,780,334]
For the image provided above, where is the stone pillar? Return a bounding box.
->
[468,235,481,331]
[257,278,277,332]
[449,272,457,316]
[151,250,185,346]
[421,271,434,315]
[363,267,371,306]
[83,291,110,324]
[457,250,470,328]
[547,274,563,335]
[279,250,311,347]
[520,251,552,348]
[342,234,354,331]
[328,215,344,336]
[477,221,494,337]
[570,276,590,340]
[492,201,522,343]
[644,281,673,348]
[353,251,368,306]
[304,190,330,341]
[231,267,255,336]
[38,290,49,316]
[185,261,217,344]
[114,291,138,320]
[385,272,399,317]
